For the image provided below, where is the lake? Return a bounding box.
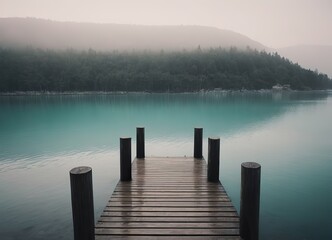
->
[0,91,331,240]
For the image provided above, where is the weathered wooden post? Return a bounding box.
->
[120,137,132,181]
[136,127,145,159]
[194,127,203,159]
[240,162,261,240]
[70,166,95,240]
[207,137,220,182]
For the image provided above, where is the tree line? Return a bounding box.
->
[0,47,331,92]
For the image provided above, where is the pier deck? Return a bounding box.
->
[95,157,241,239]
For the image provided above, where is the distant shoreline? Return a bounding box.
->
[0,89,330,96]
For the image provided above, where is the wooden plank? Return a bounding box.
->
[115,186,224,189]
[114,190,225,193]
[112,193,228,196]
[111,195,230,198]
[110,197,231,202]
[114,187,225,191]
[98,216,239,222]
[101,211,238,217]
[106,202,234,207]
[104,207,236,212]
[95,228,240,236]
[96,236,242,240]
[95,222,239,228]
[115,185,224,188]
[116,184,222,187]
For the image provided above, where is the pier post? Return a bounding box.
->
[120,137,132,181]
[207,137,220,182]
[240,162,261,240]
[136,127,145,158]
[70,166,95,240]
[194,127,203,159]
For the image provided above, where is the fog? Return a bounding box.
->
[0,18,267,51]
[1,0,331,48]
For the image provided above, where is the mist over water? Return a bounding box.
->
[0,91,331,239]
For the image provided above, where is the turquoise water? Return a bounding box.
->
[0,91,331,239]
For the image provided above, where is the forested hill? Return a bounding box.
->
[0,47,330,92]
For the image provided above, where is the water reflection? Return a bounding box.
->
[0,91,328,160]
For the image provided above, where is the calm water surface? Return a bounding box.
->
[0,91,331,239]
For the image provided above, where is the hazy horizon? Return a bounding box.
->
[1,0,331,48]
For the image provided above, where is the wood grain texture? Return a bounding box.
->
[95,157,240,239]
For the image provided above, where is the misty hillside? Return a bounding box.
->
[0,18,267,51]
[1,48,330,92]
[277,45,332,78]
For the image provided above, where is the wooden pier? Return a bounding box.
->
[70,128,261,240]
[95,157,240,239]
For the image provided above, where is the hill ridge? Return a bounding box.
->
[0,17,267,51]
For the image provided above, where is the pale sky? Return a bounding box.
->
[1,0,332,48]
